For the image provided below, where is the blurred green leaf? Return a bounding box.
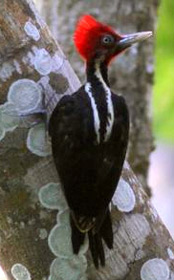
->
[153,0,174,142]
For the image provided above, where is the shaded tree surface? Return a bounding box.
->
[1,1,174,280]
[35,0,159,193]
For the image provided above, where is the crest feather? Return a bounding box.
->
[74,15,115,60]
[76,15,100,30]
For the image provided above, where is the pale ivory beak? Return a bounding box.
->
[118,31,153,48]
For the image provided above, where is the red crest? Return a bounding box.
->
[74,15,118,60]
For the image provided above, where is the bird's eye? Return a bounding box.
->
[102,35,115,45]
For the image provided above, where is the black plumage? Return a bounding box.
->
[48,12,152,267]
[46,12,151,267]
[49,72,129,267]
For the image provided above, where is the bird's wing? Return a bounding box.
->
[95,93,129,194]
[48,88,95,189]
[49,94,77,139]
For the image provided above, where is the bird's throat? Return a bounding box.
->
[85,60,114,143]
[86,60,109,86]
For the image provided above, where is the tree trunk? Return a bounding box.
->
[35,0,159,193]
[1,1,174,280]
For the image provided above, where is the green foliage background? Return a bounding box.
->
[154,0,174,142]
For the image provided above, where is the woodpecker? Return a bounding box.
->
[49,15,152,268]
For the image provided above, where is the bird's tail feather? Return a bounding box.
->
[70,215,85,254]
[88,231,105,268]
[70,209,113,268]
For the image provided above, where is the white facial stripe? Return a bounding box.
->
[85,82,100,143]
[95,64,114,142]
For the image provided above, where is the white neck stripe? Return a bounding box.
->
[85,82,100,143]
[95,63,114,142]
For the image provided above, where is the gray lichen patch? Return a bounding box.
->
[27,47,68,78]
[27,122,51,157]
[0,103,19,141]
[57,209,70,226]
[24,21,40,41]
[49,255,87,280]
[8,79,42,114]
[39,182,67,211]
[39,228,48,240]
[11,263,31,280]
[39,181,88,279]
[34,48,53,75]
[48,223,73,258]
[0,103,19,131]
[112,178,136,212]
[140,258,170,280]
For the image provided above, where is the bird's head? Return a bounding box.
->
[74,15,152,65]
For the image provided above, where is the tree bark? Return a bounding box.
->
[35,0,160,193]
[1,1,174,280]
